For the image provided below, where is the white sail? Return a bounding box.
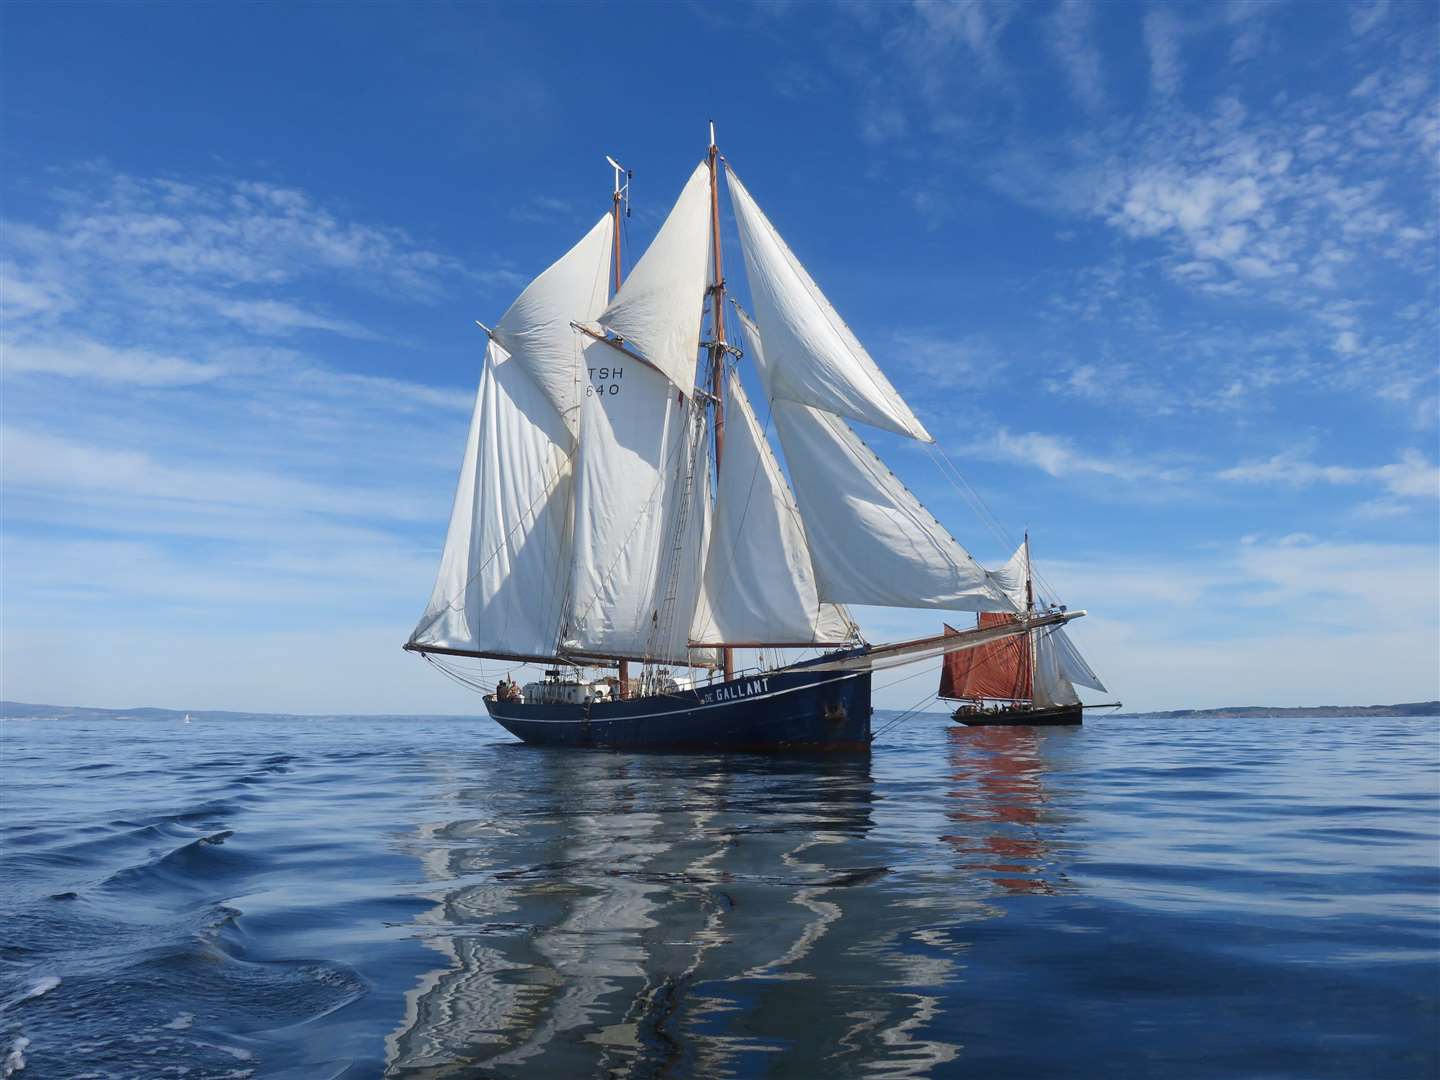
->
[727,169,931,442]
[987,539,1029,612]
[1032,627,1083,708]
[596,162,711,394]
[409,341,574,659]
[1050,625,1106,692]
[690,372,855,646]
[565,350,714,666]
[491,215,613,437]
[771,400,1011,612]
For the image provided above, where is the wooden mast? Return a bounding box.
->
[1024,530,1036,705]
[610,155,631,701]
[706,122,734,682]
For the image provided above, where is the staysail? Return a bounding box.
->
[690,370,855,646]
[595,162,711,394]
[564,352,715,666]
[408,341,576,660]
[491,214,613,437]
[726,168,931,442]
[939,615,1033,700]
[769,399,1010,612]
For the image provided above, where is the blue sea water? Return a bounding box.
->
[1,712,1436,1079]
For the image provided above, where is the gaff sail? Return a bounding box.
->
[939,614,1034,701]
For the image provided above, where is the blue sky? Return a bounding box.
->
[2,0,1436,714]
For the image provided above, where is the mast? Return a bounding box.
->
[706,121,733,682]
[1025,531,1036,704]
[609,154,631,700]
[1024,531,1033,613]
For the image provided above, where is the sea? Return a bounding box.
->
[1,712,1436,1079]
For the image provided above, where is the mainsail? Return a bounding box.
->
[564,353,715,666]
[727,167,931,442]
[690,370,854,647]
[409,218,613,661]
[408,343,577,661]
[939,615,1033,700]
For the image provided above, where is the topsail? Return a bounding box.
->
[596,163,712,394]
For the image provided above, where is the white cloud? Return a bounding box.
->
[964,427,1185,483]
[1,426,443,523]
[1048,0,1106,114]
[1349,0,1390,36]
[2,338,226,386]
[1142,9,1184,99]
[1219,447,1439,501]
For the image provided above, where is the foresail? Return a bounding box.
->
[409,341,574,659]
[690,373,855,647]
[595,162,711,394]
[490,214,612,438]
[727,170,931,442]
[1033,626,1084,708]
[1050,626,1106,692]
[771,401,1010,612]
[565,349,715,666]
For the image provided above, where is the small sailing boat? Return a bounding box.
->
[941,537,1112,726]
[404,128,1104,750]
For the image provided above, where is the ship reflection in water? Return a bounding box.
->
[941,724,1079,897]
[384,728,1079,1078]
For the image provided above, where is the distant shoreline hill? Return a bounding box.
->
[3,699,1437,721]
[1113,702,1439,719]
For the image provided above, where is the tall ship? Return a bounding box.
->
[405,129,1106,750]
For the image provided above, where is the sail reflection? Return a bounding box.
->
[941,724,1077,896]
[385,747,997,1077]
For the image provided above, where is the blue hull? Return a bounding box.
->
[485,667,872,751]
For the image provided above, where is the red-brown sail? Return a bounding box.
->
[939,614,1033,701]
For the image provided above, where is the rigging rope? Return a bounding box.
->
[923,442,1067,606]
[870,691,940,742]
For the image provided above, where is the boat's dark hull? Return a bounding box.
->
[486,667,872,751]
[952,703,1083,727]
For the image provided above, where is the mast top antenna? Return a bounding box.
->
[605,154,631,216]
[709,121,716,150]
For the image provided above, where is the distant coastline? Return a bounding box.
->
[1111,702,1439,719]
[4,699,1437,722]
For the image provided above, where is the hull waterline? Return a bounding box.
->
[486,667,872,751]
[951,703,1083,727]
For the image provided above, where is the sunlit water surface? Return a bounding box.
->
[1,714,1436,1078]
